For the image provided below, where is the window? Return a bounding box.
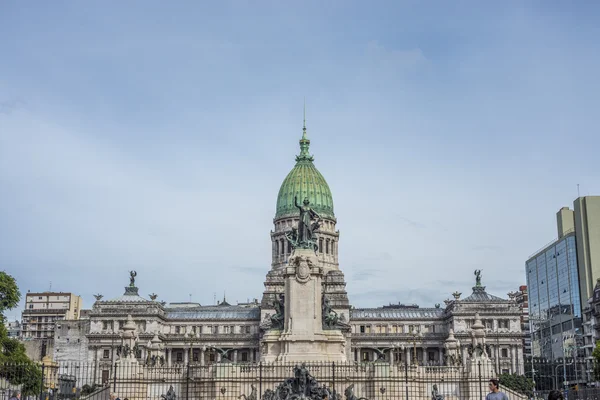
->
[360,326,365,333]
[241,352,248,362]
[39,297,43,300]
[103,350,110,359]
[176,352,183,362]
[29,304,33,309]
[193,352,199,362]
[118,321,124,330]
[326,240,329,254]
[245,326,251,334]
[319,238,323,253]
[210,353,215,362]
[501,349,508,358]
[428,351,435,362]
[175,326,181,334]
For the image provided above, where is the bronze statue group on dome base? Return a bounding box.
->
[284,196,322,252]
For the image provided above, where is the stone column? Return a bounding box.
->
[200,348,205,366]
[184,348,189,365]
[439,348,444,366]
[511,346,517,373]
[406,347,411,366]
[166,348,172,367]
[517,346,524,374]
[422,347,427,365]
[233,350,238,363]
[217,352,222,363]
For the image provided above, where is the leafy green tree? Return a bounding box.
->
[499,372,535,397]
[592,341,600,381]
[0,272,42,395]
[0,271,21,319]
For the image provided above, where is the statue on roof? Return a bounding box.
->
[474,270,482,287]
[129,270,137,287]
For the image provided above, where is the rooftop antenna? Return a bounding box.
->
[577,183,580,198]
[49,281,52,292]
[189,294,192,303]
[213,292,216,305]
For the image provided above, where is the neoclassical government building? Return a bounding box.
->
[54,123,525,376]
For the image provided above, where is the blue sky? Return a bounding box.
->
[1,1,599,318]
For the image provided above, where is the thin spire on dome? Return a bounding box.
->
[303,98,307,138]
[297,100,313,162]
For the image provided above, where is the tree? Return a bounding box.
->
[0,272,20,320]
[499,373,535,398]
[0,271,42,396]
[592,341,600,381]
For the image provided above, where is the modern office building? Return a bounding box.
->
[526,228,581,360]
[572,197,600,307]
[21,292,83,339]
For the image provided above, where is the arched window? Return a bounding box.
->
[288,241,292,254]
[280,239,285,256]
[326,239,330,254]
[275,240,279,256]
[319,238,324,253]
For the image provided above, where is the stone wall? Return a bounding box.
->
[53,320,93,364]
[23,339,55,361]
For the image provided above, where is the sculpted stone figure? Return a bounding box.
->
[344,384,368,400]
[322,294,349,331]
[474,269,482,287]
[129,270,137,287]
[431,384,444,400]
[322,295,339,329]
[262,364,338,400]
[270,294,285,330]
[238,384,257,400]
[295,196,320,247]
[161,385,176,400]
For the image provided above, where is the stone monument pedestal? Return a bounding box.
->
[261,248,347,363]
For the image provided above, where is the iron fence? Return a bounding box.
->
[1,361,499,400]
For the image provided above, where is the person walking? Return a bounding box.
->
[9,391,20,400]
[486,379,509,400]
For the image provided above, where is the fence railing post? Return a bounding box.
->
[404,359,409,400]
[40,363,45,400]
[186,363,190,400]
[332,362,336,397]
[478,361,483,400]
[112,362,118,393]
[259,362,263,400]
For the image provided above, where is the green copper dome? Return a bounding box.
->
[275,125,335,220]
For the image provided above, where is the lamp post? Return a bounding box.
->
[409,327,422,366]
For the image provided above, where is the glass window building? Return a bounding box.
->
[526,232,581,360]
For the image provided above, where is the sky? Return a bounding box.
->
[1,1,600,319]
